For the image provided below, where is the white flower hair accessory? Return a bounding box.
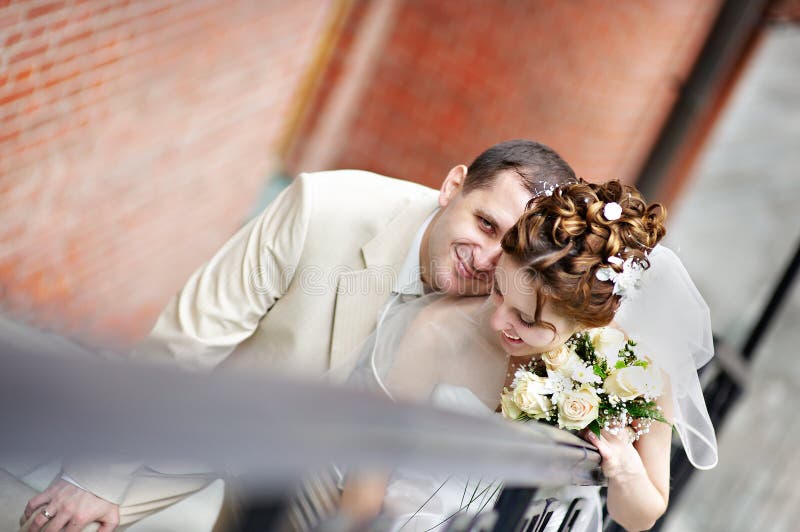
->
[603,202,623,221]
[596,255,646,298]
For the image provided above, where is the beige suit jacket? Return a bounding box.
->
[64,170,439,505]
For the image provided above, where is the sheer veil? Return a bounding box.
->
[615,245,718,470]
[347,292,504,407]
[348,246,718,471]
[342,246,716,531]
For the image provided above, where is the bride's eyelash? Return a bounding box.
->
[518,314,536,327]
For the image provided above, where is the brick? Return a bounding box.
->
[42,68,81,89]
[29,24,47,39]
[0,128,20,144]
[26,2,67,21]
[0,86,35,106]
[59,29,92,47]
[9,43,48,64]
[4,32,22,47]
[49,18,69,31]
[0,13,20,29]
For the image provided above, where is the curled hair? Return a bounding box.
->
[501,179,666,330]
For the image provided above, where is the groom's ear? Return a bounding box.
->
[439,165,468,208]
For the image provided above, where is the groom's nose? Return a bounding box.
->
[474,242,502,273]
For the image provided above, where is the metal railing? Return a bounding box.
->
[0,319,603,532]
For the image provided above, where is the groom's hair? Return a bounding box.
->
[463,139,576,195]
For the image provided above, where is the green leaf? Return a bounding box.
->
[615,360,626,369]
[633,360,649,368]
[589,420,601,437]
[593,364,607,379]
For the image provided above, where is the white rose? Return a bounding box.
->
[542,345,578,373]
[500,390,522,420]
[512,373,553,419]
[604,364,664,400]
[557,385,600,430]
[590,327,626,366]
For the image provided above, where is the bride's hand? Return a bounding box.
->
[584,428,648,482]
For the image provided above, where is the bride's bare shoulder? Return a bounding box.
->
[415,295,486,321]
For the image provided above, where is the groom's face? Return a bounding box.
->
[423,167,531,296]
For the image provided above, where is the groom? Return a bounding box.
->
[17,139,576,531]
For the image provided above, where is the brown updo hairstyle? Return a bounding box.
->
[501,179,666,331]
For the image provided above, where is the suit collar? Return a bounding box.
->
[361,194,439,271]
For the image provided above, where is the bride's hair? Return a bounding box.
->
[501,179,666,329]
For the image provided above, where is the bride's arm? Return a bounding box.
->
[339,471,390,526]
[586,373,673,531]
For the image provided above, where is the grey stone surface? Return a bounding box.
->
[661,25,800,532]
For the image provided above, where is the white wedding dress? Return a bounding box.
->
[347,245,717,531]
[349,295,604,531]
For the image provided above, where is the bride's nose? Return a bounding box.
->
[489,304,512,332]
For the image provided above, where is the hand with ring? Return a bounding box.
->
[20,478,120,531]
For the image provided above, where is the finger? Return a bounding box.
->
[98,508,120,531]
[586,431,613,459]
[25,492,51,521]
[97,522,118,532]
[19,508,35,528]
[28,509,53,532]
[44,511,71,532]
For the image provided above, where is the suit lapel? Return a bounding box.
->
[328,195,437,374]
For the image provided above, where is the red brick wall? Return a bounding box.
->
[0,0,336,343]
[290,0,721,189]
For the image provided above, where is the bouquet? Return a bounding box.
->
[500,327,668,439]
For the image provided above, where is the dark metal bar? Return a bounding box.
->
[635,0,769,200]
[491,488,538,532]
[742,239,800,359]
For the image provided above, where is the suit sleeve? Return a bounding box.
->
[61,177,313,504]
[135,174,312,369]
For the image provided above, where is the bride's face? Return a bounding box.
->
[489,255,579,357]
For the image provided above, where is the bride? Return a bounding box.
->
[340,179,717,532]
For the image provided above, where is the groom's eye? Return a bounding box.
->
[477,216,495,234]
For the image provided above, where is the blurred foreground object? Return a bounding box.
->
[0,317,602,531]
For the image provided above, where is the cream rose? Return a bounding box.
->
[589,327,627,366]
[512,373,553,419]
[542,344,581,375]
[557,385,600,430]
[603,364,663,400]
[500,390,522,420]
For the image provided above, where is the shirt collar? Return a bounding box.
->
[394,210,437,296]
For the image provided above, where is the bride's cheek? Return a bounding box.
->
[529,328,557,347]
